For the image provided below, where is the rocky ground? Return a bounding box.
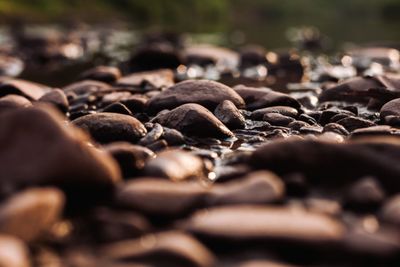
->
[1,31,400,267]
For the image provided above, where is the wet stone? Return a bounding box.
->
[143,149,206,181]
[73,112,147,144]
[323,123,350,135]
[214,100,246,129]
[63,80,111,96]
[153,103,234,138]
[116,69,174,90]
[147,79,245,114]
[103,142,155,178]
[138,123,164,146]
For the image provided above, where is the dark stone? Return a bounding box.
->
[147,80,245,114]
[251,106,299,120]
[102,102,133,116]
[79,66,121,83]
[234,85,301,110]
[73,112,147,144]
[0,95,32,114]
[214,100,246,129]
[263,113,295,127]
[336,116,376,132]
[38,89,69,113]
[0,79,50,100]
[99,231,215,267]
[143,149,205,181]
[103,142,155,178]
[153,103,234,138]
[0,106,121,192]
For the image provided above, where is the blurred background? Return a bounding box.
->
[0,0,399,48]
[0,0,399,86]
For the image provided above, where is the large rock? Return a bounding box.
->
[0,106,121,191]
[147,80,245,114]
[73,112,147,144]
[153,103,233,138]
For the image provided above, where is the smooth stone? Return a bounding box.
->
[380,195,400,226]
[250,137,400,192]
[345,177,386,210]
[63,80,111,95]
[103,142,155,178]
[147,80,245,114]
[263,113,295,127]
[0,106,121,191]
[380,98,400,119]
[116,69,174,90]
[0,79,50,100]
[89,207,151,242]
[79,66,121,83]
[214,100,246,129]
[0,235,31,267]
[0,188,64,242]
[207,171,285,206]
[102,102,133,116]
[336,116,376,132]
[120,95,148,113]
[99,231,215,267]
[115,178,208,216]
[185,45,238,67]
[162,127,185,145]
[183,205,344,243]
[153,103,234,138]
[38,89,69,113]
[73,112,147,144]
[319,75,400,103]
[351,125,400,137]
[143,149,205,181]
[234,85,301,110]
[251,106,299,120]
[0,95,32,113]
[323,123,350,135]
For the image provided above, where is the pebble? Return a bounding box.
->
[214,100,246,129]
[0,235,31,267]
[99,231,215,267]
[147,80,245,114]
[234,85,301,110]
[79,66,121,83]
[0,187,64,242]
[153,103,234,138]
[143,149,206,181]
[73,112,147,143]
